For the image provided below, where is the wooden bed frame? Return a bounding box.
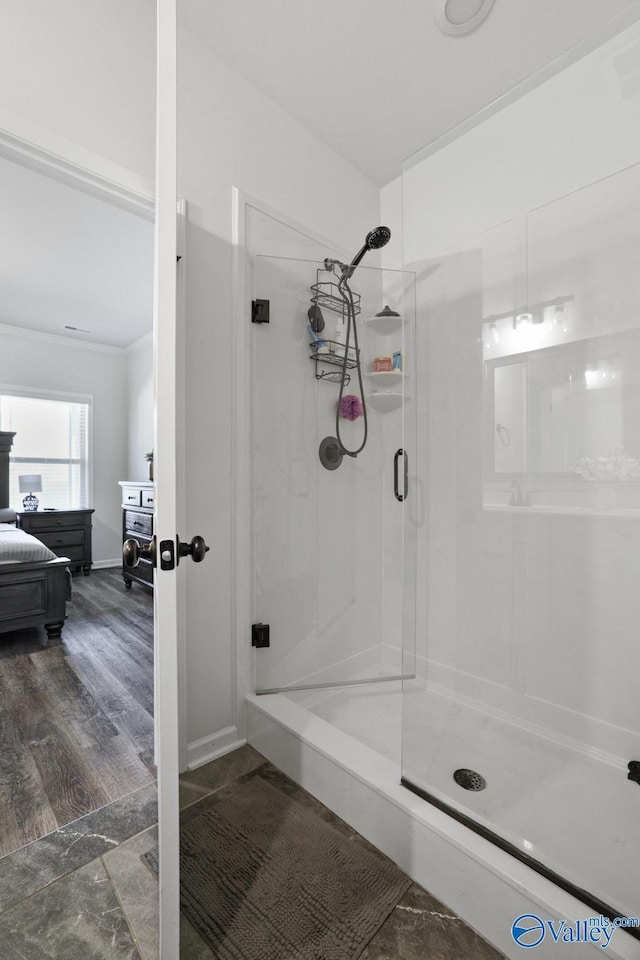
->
[0,557,70,640]
[0,432,70,640]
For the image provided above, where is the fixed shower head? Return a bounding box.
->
[343,226,391,278]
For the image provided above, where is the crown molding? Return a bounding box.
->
[404,5,640,171]
[126,329,154,354]
[0,107,154,219]
[0,321,126,355]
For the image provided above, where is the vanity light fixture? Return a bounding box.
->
[435,0,496,36]
[585,359,621,389]
[513,312,533,329]
[484,296,574,331]
[482,320,500,350]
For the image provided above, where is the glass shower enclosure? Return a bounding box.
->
[247,205,416,698]
[401,157,640,927]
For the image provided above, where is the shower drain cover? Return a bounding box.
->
[453,768,486,791]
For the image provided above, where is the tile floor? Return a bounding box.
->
[0,745,505,959]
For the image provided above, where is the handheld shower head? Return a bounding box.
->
[343,226,391,278]
[365,225,392,251]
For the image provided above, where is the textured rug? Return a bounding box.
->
[145,772,411,959]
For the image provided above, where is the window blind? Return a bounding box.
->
[0,392,91,510]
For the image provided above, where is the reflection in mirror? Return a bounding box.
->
[484,322,640,514]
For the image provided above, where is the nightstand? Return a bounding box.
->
[16,508,94,575]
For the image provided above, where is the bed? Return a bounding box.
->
[0,431,71,640]
[0,523,71,640]
[0,557,70,640]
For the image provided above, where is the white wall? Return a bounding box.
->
[177,28,380,759]
[0,324,127,563]
[0,0,156,182]
[126,332,154,480]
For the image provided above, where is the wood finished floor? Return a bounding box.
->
[0,568,154,858]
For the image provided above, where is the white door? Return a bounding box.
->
[153,6,211,954]
[154,2,180,955]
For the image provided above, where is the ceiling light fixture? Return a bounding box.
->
[435,0,496,36]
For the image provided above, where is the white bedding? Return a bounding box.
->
[0,523,58,563]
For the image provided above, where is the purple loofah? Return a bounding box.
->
[340,394,364,421]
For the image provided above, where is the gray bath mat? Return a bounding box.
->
[145,773,411,959]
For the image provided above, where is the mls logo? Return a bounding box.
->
[512,914,546,948]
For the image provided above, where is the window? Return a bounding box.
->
[0,390,91,510]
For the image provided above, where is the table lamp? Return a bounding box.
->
[18,474,42,511]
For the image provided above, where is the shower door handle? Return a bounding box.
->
[394,448,408,502]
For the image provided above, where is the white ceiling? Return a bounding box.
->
[0,156,154,349]
[4,1,639,349]
[179,0,640,186]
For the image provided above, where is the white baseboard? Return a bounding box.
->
[186,725,245,771]
[92,559,121,570]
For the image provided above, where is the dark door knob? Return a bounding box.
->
[123,537,157,567]
[177,535,210,563]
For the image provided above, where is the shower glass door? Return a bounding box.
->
[401,159,640,922]
[248,231,416,695]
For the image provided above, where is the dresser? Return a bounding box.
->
[119,481,154,591]
[17,508,94,575]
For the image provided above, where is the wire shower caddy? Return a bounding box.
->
[309,263,360,384]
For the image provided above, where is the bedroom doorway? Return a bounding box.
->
[0,127,181,951]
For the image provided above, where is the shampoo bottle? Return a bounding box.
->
[334,316,347,357]
[307,324,328,354]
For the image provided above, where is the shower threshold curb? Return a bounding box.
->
[401,777,639,943]
[245,693,640,960]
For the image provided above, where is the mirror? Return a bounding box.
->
[485,328,640,477]
[484,326,640,511]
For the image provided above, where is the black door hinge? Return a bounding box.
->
[252,623,270,648]
[252,299,270,324]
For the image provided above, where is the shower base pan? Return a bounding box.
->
[246,693,640,960]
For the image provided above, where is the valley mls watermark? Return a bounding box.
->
[511,913,640,949]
